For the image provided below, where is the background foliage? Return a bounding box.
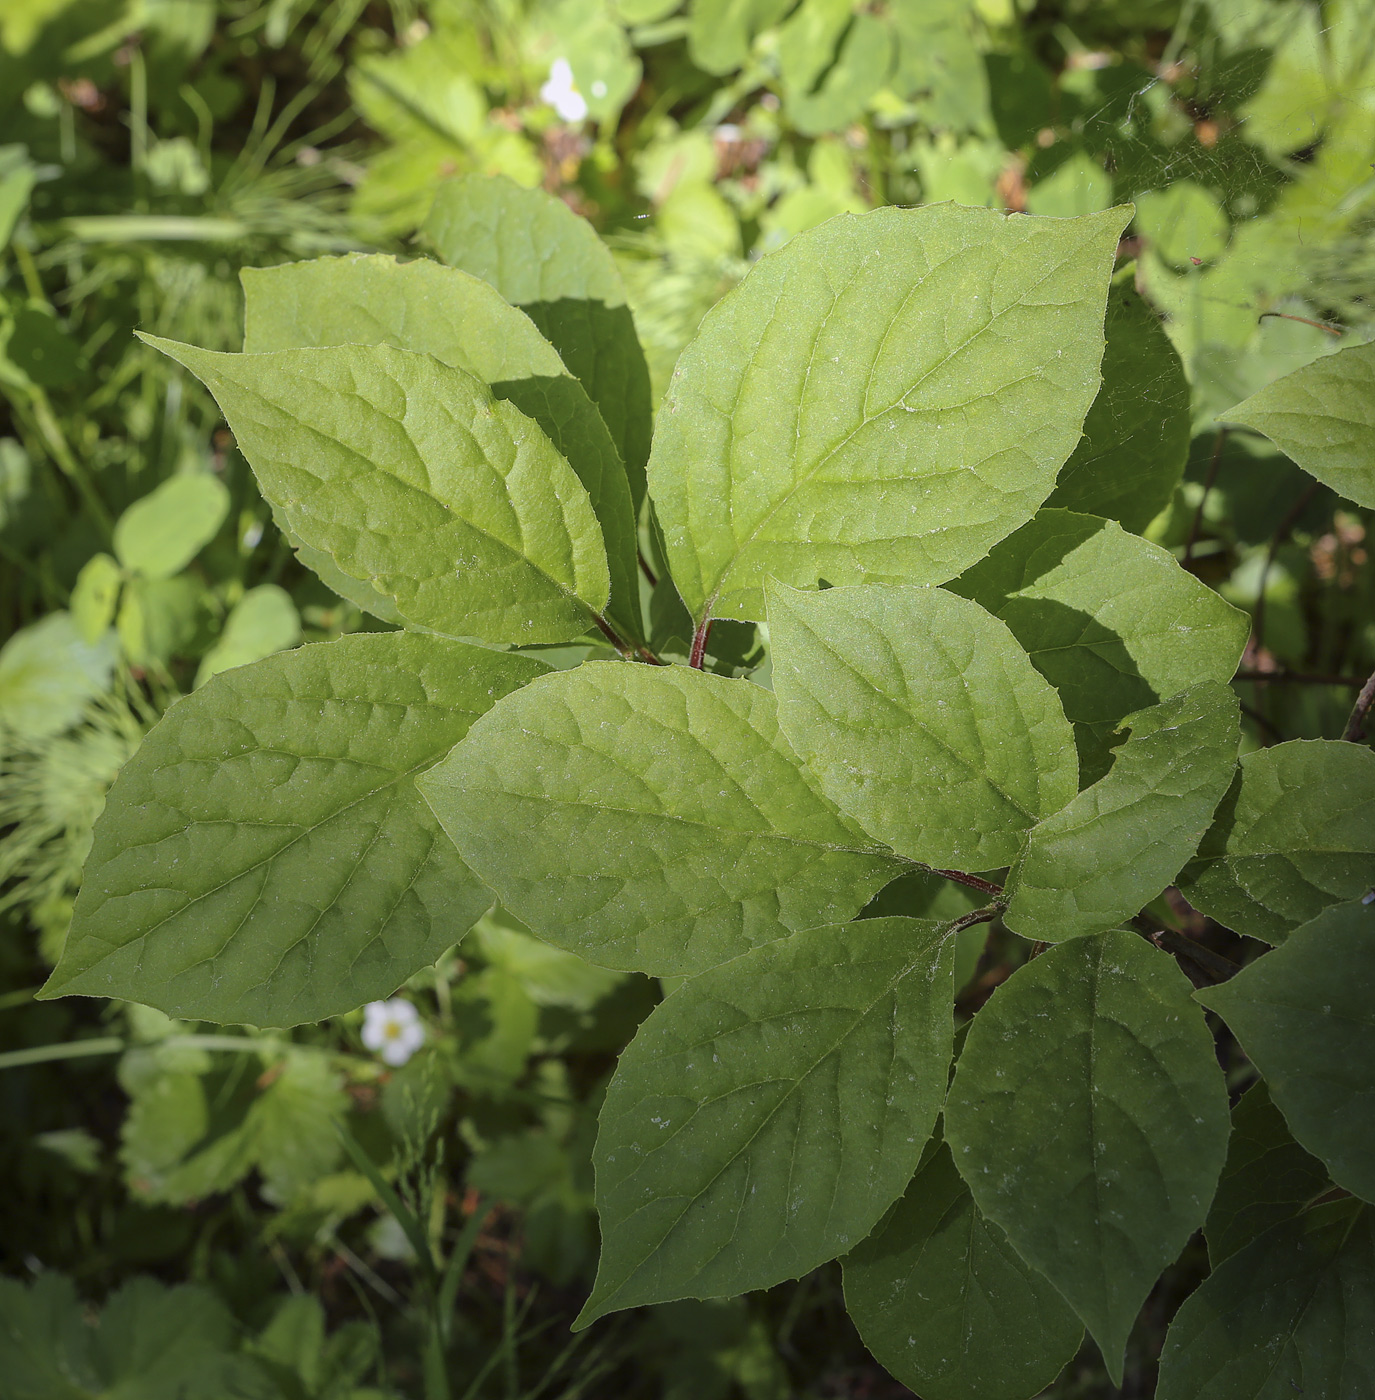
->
[1,0,1372,1396]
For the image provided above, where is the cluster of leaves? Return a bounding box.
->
[35,158,1375,1400]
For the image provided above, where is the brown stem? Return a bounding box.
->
[689,617,713,670]
[946,906,1000,937]
[1257,311,1343,337]
[932,868,1004,897]
[1132,917,1239,984]
[1238,698,1285,747]
[1342,666,1375,742]
[594,614,666,666]
[637,549,658,588]
[1184,427,1227,567]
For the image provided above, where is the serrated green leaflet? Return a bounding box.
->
[241,254,643,644]
[576,916,953,1325]
[424,176,652,507]
[950,510,1250,784]
[40,633,546,1026]
[767,581,1078,870]
[113,473,230,580]
[1221,340,1375,509]
[647,203,1130,626]
[142,335,611,647]
[1178,740,1375,943]
[945,930,1230,1385]
[843,1141,1082,1400]
[417,662,902,977]
[1004,682,1240,943]
[1156,1202,1375,1400]
[1045,268,1190,531]
[1198,899,1375,1203]
[1204,1081,1329,1266]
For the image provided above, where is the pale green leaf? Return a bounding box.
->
[0,611,117,742]
[647,203,1131,626]
[417,662,902,977]
[950,510,1250,783]
[141,335,611,647]
[767,581,1078,870]
[1178,740,1375,944]
[1135,182,1230,268]
[1156,1202,1375,1400]
[576,916,953,1325]
[1197,899,1375,1204]
[424,175,652,505]
[686,0,792,75]
[1204,1080,1329,1266]
[1045,269,1191,531]
[945,930,1230,1384]
[242,253,643,643]
[1004,682,1240,942]
[70,553,123,644]
[843,1141,1082,1400]
[194,584,300,687]
[779,2,894,136]
[1025,152,1111,218]
[1222,338,1375,509]
[112,473,229,580]
[41,633,546,1026]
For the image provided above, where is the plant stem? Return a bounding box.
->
[1183,427,1227,567]
[932,868,1004,897]
[637,549,657,587]
[1251,479,1321,656]
[1132,918,1239,983]
[1236,669,1369,686]
[1342,666,1375,742]
[593,614,664,666]
[689,617,713,669]
[0,1037,125,1071]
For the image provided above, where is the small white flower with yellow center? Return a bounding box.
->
[361,998,426,1067]
[540,58,588,123]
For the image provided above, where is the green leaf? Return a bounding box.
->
[686,0,792,75]
[417,662,902,977]
[949,510,1250,783]
[1156,1202,1375,1400]
[193,584,300,687]
[70,553,123,644]
[1004,682,1240,943]
[0,611,117,742]
[767,581,1078,870]
[424,175,652,507]
[112,473,230,580]
[1178,740,1375,944]
[1204,1080,1330,1266]
[1222,339,1375,509]
[843,1141,1082,1400]
[141,335,611,647]
[1045,269,1191,531]
[647,204,1131,626]
[41,633,546,1025]
[1197,899,1375,1204]
[1135,182,1230,268]
[576,916,953,1325]
[945,930,1230,1384]
[778,1,894,136]
[0,1273,265,1400]
[242,253,643,644]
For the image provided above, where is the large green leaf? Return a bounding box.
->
[1178,741,1375,944]
[424,175,652,507]
[241,253,643,644]
[1004,682,1240,943]
[1204,1080,1330,1266]
[1156,1202,1375,1400]
[843,1141,1082,1400]
[767,581,1078,870]
[1045,267,1191,531]
[647,203,1130,626]
[417,662,903,977]
[1221,339,1375,509]
[1198,899,1375,1204]
[950,510,1250,783]
[142,335,611,647]
[945,930,1230,1384]
[41,633,546,1026]
[576,916,953,1325]
[687,0,792,74]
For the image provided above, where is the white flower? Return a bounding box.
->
[541,57,588,123]
[361,998,426,1067]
